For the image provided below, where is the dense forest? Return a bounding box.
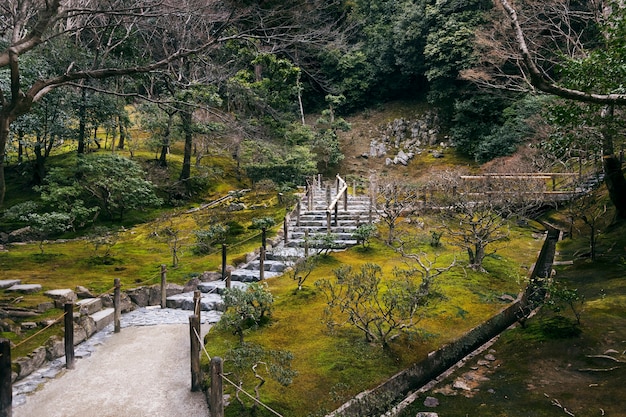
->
[1,0,626,226]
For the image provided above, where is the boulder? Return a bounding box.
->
[423,396,440,407]
[15,347,47,380]
[75,285,96,299]
[45,335,65,361]
[128,286,151,307]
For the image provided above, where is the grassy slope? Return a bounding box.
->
[399,190,626,417]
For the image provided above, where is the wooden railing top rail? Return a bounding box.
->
[327,174,348,212]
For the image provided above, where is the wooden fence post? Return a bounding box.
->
[226,270,231,289]
[296,200,301,227]
[189,315,202,392]
[210,357,224,417]
[114,278,121,333]
[259,247,265,280]
[221,244,227,281]
[343,188,348,211]
[193,290,201,318]
[64,303,75,370]
[160,264,167,309]
[304,229,309,258]
[0,339,11,417]
[283,217,288,244]
[326,185,331,205]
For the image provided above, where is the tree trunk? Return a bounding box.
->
[117,115,126,150]
[179,108,193,182]
[0,114,16,206]
[77,85,87,154]
[603,155,626,219]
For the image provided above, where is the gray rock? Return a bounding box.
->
[0,279,21,289]
[128,286,150,307]
[37,302,55,313]
[423,396,439,407]
[44,288,77,307]
[75,285,95,299]
[21,322,37,330]
[15,347,47,379]
[484,353,496,361]
[77,315,97,338]
[6,284,42,294]
[416,413,439,417]
[453,379,472,391]
[45,335,65,361]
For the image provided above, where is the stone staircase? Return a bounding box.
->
[166,175,378,311]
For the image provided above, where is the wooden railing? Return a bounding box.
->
[326,174,349,232]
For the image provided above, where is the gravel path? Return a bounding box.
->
[12,307,220,417]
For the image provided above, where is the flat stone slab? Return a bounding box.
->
[77,298,103,315]
[44,288,76,300]
[90,308,114,332]
[0,279,21,289]
[166,292,224,312]
[5,284,42,294]
[230,269,281,282]
[197,281,247,294]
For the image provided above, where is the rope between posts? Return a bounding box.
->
[220,372,284,417]
[191,319,283,417]
[13,311,65,348]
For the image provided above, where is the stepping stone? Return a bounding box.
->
[76,298,103,315]
[197,281,247,294]
[5,284,42,294]
[166,292,224,311]
[90,308,114,331]
[0,279,21,289]
[44,289,77,307]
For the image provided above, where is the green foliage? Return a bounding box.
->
[3,201,71,253]
[224,342,297,411]
[474,95,549,162]
[217,282,275,344]
[38,154,162,221]
[192,223,229,255]
[316,263,431,349]
[352,223,377,248]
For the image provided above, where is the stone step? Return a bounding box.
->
[0,279,21,289]
[90,308,114,332]
[289,231,356,240]
[166,292,225,311]
[286,239,358,249]
[289,226,360,234]
[198,281,248,294]
[76,298,103,315]
[230,269,282,282]
[5,284,42,294]
[245,259,291,272]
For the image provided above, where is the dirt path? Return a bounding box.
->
[13,324,209,417]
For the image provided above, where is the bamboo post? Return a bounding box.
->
[221,244,227,281]
[259,247,265,280]
[0,339,11,417]
[64,303,75,370]
[210,357,224,417]
[160,264,167,309]
[189,315,202,392]
[114,278,121,333]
